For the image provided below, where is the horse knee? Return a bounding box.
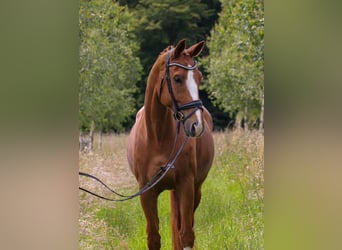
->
[147,232,161,250]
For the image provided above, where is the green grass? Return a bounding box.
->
[196,140,264,249]
[79,130,264,249]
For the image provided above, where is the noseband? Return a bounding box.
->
[159,52,203,122]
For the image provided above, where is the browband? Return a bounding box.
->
[167,61,198,70]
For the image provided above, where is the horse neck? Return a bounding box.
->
[144,62,176,142]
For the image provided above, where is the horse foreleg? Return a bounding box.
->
[140,191,161,250]
[178,178,195,249]
[171,190,182,250]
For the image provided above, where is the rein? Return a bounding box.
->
[79,131,188,202]
[79,51,201,202]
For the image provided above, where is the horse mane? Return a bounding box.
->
[159,45,174,55]
[159,43,192,58]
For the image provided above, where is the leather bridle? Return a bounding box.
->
[159,52,203,122]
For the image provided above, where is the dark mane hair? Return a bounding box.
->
[159,45,174,55]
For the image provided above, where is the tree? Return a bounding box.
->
[203,0,264,129]
[79,0,142,144]
[135,0,218,63]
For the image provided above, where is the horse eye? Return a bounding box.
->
[173,76,182,84]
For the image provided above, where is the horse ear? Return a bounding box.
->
[188,40,205,57]
[173,39,186,58]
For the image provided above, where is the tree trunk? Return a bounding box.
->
[98,124,102,151]
[234,111,243,131]
[89,120,95,151]
[244,101,249,131]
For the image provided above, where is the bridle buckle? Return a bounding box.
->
[174,111,185,121]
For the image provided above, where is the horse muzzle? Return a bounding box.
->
[184,114,205,137]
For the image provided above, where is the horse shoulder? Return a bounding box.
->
[127,106,146,170]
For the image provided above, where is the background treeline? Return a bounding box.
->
[79,0,264,134]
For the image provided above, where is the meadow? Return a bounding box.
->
[79,130,264,249]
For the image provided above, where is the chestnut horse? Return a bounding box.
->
[127,39,214,250]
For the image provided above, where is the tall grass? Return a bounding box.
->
[79,130,264,249]
[195,131,264,249]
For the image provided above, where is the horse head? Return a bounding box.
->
[158,39,206,137]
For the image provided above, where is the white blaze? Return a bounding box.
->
[186,68,202,128]
[184,247,192,250]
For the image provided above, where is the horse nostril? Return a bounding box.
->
[191,122,198,136]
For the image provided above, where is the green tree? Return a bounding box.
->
[79,0,142,137]
[135,0,219,65]
[204,0,264,129]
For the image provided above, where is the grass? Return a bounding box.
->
[79,130,264,249]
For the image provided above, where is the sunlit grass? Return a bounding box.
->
[79,130,264,249]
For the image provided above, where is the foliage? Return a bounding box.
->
[79,0,264,131]
[203,0,264,127]
[79,0,142,132]
[135,0,219,64]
